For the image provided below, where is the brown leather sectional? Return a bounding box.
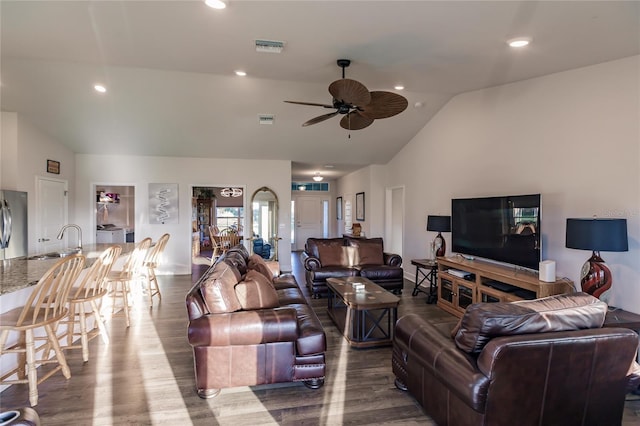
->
[302,237,403,298]
[392,293,639,426]
[186,245,326,398]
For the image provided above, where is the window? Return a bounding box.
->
[216,207,244,232]
[291,182,329,191]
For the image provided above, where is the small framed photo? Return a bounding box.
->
[356,192,365,221]
[336,197,343,220]
[47,159,60,174]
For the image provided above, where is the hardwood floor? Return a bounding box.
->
[2,252,639,425]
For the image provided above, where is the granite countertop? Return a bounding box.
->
[0,243,137,295]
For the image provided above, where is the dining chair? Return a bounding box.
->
[58,245,122,362]
[218,234,241,255]
[0,254,85,406]
[105,238,152,327]
[143,233,170,307]
[209,226,223,261]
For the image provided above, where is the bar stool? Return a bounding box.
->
[105,238,151,327]
[0,254,85,406]
[58,245,121,362]
[143,233,170,307]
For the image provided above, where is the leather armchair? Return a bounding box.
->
[392,293,639,426]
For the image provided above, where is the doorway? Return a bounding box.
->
[292,195,324,251]
[385,186,404,258]
[95,185,135,244]
[191,186,245,270]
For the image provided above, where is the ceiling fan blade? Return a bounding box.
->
[340,111,374,130]
[284,100,334,108]
[328,79,371,107]
[302,111,339,127]
[359,91,408,119]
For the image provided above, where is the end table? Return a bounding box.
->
[410,259,438,304]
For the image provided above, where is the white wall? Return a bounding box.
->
[386,56,640,313]
[1,112,77,253]
[75,154,292,274]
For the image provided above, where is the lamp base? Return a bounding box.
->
[433,233,446,258]
[580,251,612,299]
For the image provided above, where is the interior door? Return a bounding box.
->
[295,196,323,250]
[36,177,68,253]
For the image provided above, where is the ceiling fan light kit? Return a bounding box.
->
[285,59,408,130]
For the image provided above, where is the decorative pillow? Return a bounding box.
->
[235,269,279,310]
[348,237,384,266]
[200,262,242,313]
[248,254,275,284]
[306,238,348,267]
[454,292,607,354]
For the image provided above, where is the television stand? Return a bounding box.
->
[436,256,574,318]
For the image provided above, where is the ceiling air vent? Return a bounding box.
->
[255,39,285,54]
[258,114,275,125]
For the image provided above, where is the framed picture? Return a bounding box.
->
[336,197,343,220]
[356,192,365,221]
[47,159,60,174]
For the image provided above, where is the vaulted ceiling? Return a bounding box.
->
[2,1,638,180]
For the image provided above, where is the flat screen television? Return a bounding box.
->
[451,194,541,270]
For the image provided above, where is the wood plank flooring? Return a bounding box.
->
[1,253,639,425]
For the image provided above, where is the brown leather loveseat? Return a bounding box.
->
[392,293,639,426]
[302,237,403,298]
[186,245,326,398]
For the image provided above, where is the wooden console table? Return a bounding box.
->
[436,256,573,318]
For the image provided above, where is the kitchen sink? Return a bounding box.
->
[27,249,82,260]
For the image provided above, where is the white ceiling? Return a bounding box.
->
[2,1,638,181]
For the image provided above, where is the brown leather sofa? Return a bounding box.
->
[392,293,639,426]
[186,245,326,398]
[301,237,403,298]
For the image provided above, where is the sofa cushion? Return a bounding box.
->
[358,265,403,281]
[306,238,348,267]
[347,237,384,266]
[234,269,279,310]
[201,262,243,314]
[454,292,607,354]
[248,254,275,283]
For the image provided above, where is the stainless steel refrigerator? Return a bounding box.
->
[0,190,28,260]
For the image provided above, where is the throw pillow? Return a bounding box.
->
[235,269,279,310]
[201,262,243,314]
[348,238,384,266]
[248,254,275,284]
[454,292,607,354]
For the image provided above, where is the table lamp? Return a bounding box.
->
[565,218,628,300]
[427,215,451,258]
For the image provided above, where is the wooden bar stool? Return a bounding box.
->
[143,233,170,307]
[105,238,151,327]
[58,245,121,362]
[0,254,85,406]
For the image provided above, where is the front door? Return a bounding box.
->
[294,196,323,250]
[36,177,68,253]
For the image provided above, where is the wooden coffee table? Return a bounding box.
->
[326,276,400,348]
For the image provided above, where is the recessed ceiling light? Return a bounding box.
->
[235,70,247,77]
[507,37,531,48]
[394,85,405,91]
[204,0,227,9]
[94,84,107,93]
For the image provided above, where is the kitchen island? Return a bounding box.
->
[0,243,137,296]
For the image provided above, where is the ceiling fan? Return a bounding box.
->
[285,59,408,130]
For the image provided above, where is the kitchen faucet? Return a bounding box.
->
[57,224,82,250]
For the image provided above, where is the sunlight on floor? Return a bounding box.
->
[320,336,349,423]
